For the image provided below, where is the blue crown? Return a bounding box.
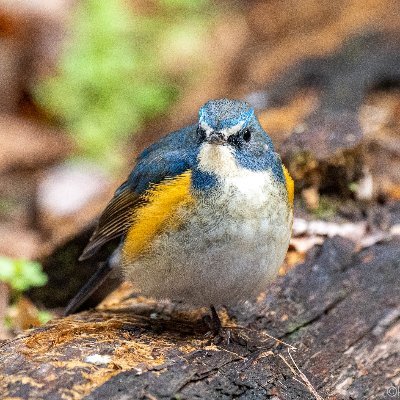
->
[199,99,254,131]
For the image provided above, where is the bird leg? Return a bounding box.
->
[203,305,223,336]
[210,304,223,335]
[203,305,248,346]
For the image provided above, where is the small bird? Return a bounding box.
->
[65,99,294,335]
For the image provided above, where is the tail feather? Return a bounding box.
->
[64,261,114,316]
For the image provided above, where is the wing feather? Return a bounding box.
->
[79,124,199,260]
[79,185,139,260]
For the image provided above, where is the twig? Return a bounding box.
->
[278,349,324,400]
[224,324,297,351]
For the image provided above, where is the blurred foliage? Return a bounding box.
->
[0,258,51,331]
[37,310,53,324]
[0,257,48,294]
[312,196,339,220]
[35,0,211,170]
[0,198,15,217]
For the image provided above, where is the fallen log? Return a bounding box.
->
[1,236,399,399]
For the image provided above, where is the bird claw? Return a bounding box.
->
[211,328,248,346]
[203,306,249,347]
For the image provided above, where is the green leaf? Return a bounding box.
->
[0,257,48,293]
[38,311,53,325]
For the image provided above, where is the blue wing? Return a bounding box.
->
[79,124,199,260]
[124,124,199,194]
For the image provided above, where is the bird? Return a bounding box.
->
[65,98,294,336]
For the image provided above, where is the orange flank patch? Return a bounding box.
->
[123,171,193,259]
[282,164,294,207]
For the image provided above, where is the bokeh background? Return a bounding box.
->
[0,0,399,338]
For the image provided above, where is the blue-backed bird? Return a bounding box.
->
[65,99,294,335]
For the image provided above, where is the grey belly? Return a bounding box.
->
[123,212,291,306]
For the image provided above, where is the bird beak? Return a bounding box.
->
[206,132,225,145]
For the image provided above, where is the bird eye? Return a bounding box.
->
[243,129,251,142]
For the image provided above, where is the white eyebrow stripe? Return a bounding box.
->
[200,120,245,139]
[219,121,244,138]
[199,121,214,135]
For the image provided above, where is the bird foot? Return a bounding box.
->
[212,328,249,346]
[203,305,248,346]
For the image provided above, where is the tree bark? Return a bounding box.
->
[1,236,399,399]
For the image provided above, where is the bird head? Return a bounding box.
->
[198,99,255,145]
[194,99,285,186]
